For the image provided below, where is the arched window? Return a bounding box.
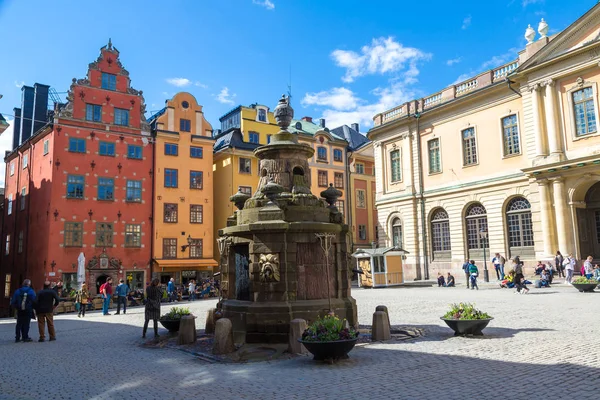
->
[391,218,402,248]
[465,203,488,250]
[506,197,534,256]
[431,208,451,260]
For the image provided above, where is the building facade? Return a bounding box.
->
[148,92,217,284]
[369,6,600,282]
[1,41,153,311]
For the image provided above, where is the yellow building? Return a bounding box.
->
[149,92,217,284]
[213,104,352,261]
[370,6,600,283]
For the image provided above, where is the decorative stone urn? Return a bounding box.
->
[538,18,548,39]
[525,24,536,44]
[218,95,357,344]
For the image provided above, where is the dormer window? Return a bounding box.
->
[101,73,117,91]
[257,108,267,122]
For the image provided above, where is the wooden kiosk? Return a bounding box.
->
[352,246,408,288]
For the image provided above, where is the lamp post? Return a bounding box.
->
[479,228,489,282]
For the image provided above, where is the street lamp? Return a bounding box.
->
[180,234,193,252]
[479,228,489,282]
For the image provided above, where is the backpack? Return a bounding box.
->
[17,289,32,311]
[99,283,106,295]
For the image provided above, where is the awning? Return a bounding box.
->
[154,258,218,269]
[352,246,409,258]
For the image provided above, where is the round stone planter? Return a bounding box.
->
[571,283,598,293]
[159,319,181,332]
[298,338,358,361]
[441,318,493,336]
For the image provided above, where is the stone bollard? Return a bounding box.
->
[205,308,215,334]
[376,305,391,330]
[372,311,391,341]
[213,318,235,355]
[177,315,197,345]
[288,318,308,354]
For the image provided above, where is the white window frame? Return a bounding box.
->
[9,162,14,176]
[255,106,269,123]
[427,137,442,175]
[43,139,49,155]
[566,80,600,141]
[20,187,26,211]
[498,111,522,158]
[388,146,403,184]
[22,154,28,169]
[461,125,479,167]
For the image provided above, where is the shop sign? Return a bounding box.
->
[181,270,196,278]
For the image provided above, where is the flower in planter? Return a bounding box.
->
[572,276,598,284]
[160,306,192,320]
[442,303,492,320]
[301,314,358,342]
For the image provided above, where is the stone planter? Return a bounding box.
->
[571,283,598,293]
[159,319,182,332]
[441,318,493,336]
[298,338,358,361]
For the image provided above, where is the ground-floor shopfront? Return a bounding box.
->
[376,161,600,282]
[152,258,218,285]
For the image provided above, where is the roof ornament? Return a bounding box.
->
[273,94,293,131]
[525,24,536,44]
[108,38,113,50]
[538,18,549,39]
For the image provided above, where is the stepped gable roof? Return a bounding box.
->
[213,128,260,152]
[331,125,370,151]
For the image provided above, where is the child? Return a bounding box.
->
[468,260,479,290]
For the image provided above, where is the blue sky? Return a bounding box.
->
[0,0,596,153]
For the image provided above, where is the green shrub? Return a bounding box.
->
[301,314,358,342]
[160,306,191,320]
[443,303,492,320]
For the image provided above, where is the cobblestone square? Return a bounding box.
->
[1,284,599,400]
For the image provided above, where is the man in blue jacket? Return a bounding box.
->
[11,279,36,343]
[167,278,175,303]
[115,279,130,315]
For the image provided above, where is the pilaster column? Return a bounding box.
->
[537,179,556,256]
[544,80,562,155]
[552,177,573,255]
[531,84,546,157]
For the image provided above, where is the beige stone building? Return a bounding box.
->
[369,5,600,282]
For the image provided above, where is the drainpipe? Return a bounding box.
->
[413,112,429,280]
[149,134,156,281]
[507,79,522,98]
[345,148,354,250]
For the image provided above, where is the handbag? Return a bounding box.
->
[75,302,81,312]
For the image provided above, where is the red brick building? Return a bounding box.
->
[1,41,153,314]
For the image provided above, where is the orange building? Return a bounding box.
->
[1,40,153,309]
[148,92,217,284]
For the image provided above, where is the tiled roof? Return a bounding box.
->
[331,125,370,151]
[288,119,345,141]
[213,128,260,153]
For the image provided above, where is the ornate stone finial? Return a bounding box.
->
[108,38,113,50]
[230,190,251,210]
[273,95,294,131]
[525,24,536,44]
[261,179,285,206]
[320,183,342,209]
[538,18,548,39]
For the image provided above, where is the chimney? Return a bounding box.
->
[31,83,50,138]
[18,86,35,146]
[301,116,312,123]
[12,107,21,150]
[319,118,326,128]
[351,123,359,133]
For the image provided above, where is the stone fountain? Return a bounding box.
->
[218,95,357,344]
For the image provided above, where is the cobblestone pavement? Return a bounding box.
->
[1,282,599,400]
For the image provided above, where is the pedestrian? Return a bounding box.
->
[513,258,529,294]
[446,273,455,287]
[35,281,60,342]
[100,277,113,315]
[76,283,90,318]
[462,259,470,289]
[115,279,130,315]
[564,254,575,284]
[468,260,479,290]
[583,256,594,279]
[492,253,506,280]
[10,279,36,343]
[143,279,163,339]
[555,251,565,278]
[167,278,176,303]
[188,280,196,301]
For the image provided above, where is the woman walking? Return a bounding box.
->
[76,283,90,318]
[555,251,565,278]
[565,254,575,284]
[514,257,529,294]
[143,279,163,339]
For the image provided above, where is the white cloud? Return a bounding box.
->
[194,81,208,89]
[14,81,24,88]
[302,83,417,129]
[462,15,472,30]
[331,37,431,83]
[252,0,274,10]
[0,119,14,186]
[216,87,236,105]
[523,0,544,6]
[166,78,192,87]
[446,57,462,66]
